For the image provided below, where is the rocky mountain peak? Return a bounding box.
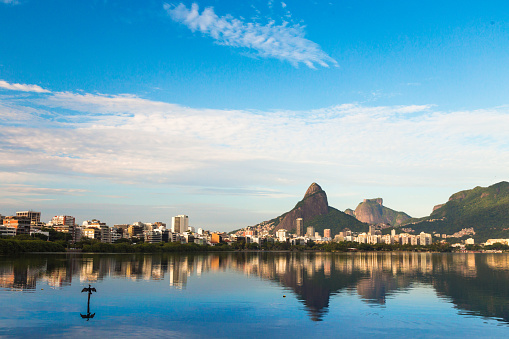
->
[304,182,323,199]
[274,183,329,233]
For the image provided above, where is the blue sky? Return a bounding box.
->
[1,0,509,230]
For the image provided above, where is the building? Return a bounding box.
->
[296,218,304,237]
[324,229,331,238]
[82,227,101,240]
[211,233,223,244]
[145,230,163,243]
[172,215,189,233]
[49,215,75,227]
[3,216,31,235]
[465,238,475,245]
[306,226,315,238]
[49,215,76,233]
[114,224,130,238]
[16,211,41,225]
[485,239,509,246]
[82,219,106,228]
[128,224,144,238]
[0,225,16,237]
[276,229,288,242]
[153,222,167,229]
[419,232,432,246]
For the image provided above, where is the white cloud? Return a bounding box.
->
[0,0,19,4]
[0,80,50,93]
[164,3,337,69]
[2,89,509,195]
[0,185,88,196]
[2,86,509,221]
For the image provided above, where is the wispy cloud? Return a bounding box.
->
[1,86,509,194]
[164,3,337,69]
[0,0,19,5]
[0,80,50,93]
[0,185,88,196]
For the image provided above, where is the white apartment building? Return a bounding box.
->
[172,215,189,233]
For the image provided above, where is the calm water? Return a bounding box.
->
[1,252,509,338]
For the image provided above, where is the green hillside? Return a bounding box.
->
[304,207,368,235]
[406,182,509,242]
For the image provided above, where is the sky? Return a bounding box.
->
[1,0,509,231]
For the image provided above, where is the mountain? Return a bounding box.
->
[271,183,367,235]
[274,183,329,232]
[345,198,411,226]
[402,181,509,242]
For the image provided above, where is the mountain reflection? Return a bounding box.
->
[1,253,509,323]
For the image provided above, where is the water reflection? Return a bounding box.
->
[1,253,509,323]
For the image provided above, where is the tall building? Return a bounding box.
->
[324,229,331,238]
[16,211,41,225]
[296,218,304,236]
[306,226,315,238]
[368,225,376,235]
[172,215,189,233]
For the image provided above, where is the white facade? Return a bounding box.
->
[172,215,189,233]
[276,229,287,242]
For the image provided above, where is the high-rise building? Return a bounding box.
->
[296,218,304,236]
[324,229,331,238]
[368,225,376,235]
[16,211,41,225]
[172,215,189,233]
[306,226,315,238]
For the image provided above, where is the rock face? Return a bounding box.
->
[274,183,329,232]
[348,198,411,226]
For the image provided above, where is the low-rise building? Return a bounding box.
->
[145,230,163,244]
[0,225,16,237]
[3,216,31,235]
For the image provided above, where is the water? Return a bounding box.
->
[1,252,509,338]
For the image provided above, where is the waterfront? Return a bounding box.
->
[1,252,509,338]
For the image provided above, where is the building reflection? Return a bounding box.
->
[2,252,509,323]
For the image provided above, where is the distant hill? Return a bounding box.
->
[345,198,411,226]
[402,181,509,242]
[242,183,367,236]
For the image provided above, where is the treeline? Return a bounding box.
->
[0,238,66,255]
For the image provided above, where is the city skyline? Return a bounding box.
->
[1,1,509,231]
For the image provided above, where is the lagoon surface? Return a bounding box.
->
[1,252,509,338]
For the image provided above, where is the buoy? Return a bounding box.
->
[283,295,286,298]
